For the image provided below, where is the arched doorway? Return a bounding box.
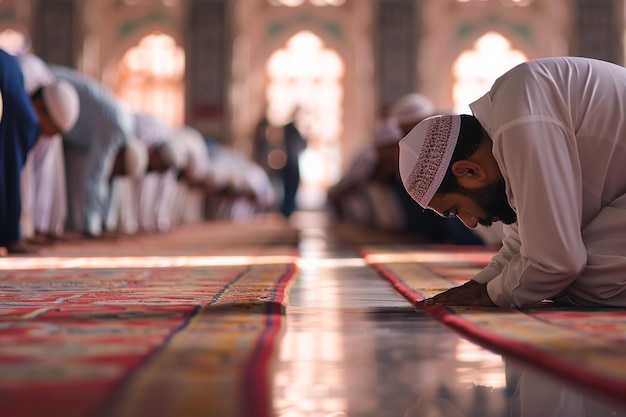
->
[452,31,527,112]
[265,30,345,209]
[114,32,185,127]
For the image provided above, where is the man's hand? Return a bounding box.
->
[415,280,496,308]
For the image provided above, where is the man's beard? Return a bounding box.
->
[458,179,517,227]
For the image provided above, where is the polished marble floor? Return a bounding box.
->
[272,211,626,417]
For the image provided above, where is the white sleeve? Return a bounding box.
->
[485,119,587,307]
[473,223,519,284]
[18,54,56,94]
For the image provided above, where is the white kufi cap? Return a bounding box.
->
[124,138,148,178]
[390,93,435,125]
[398,115,460,208]
[159,140,189,170]
[42,80,79,133]
[373,119,403,148]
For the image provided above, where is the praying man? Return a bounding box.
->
[398,57,626,308]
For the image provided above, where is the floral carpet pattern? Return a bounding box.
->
[0,217,298,417]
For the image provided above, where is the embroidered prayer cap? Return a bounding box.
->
[372,119,403,148]
[389,93,435,126]
[398,114,460,208]
[124,138,149,178]
[42,80,79,133]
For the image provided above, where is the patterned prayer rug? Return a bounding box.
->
[0,216,298,417]
[358,243,626,408]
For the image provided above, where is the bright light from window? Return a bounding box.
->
[266,31,344,208]
[453,31,527,113]
[116,32,185,127]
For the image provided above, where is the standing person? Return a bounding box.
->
[280,116,306,218]
[399,57,626,308]
[253,112,306,218]
[0,49,78,254]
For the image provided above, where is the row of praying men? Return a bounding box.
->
[1,49,276,255]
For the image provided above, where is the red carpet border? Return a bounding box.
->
[0,218,298,417]
[359,243,626,408]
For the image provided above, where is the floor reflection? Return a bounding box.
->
[272,212,626,417]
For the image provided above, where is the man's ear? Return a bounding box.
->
[450,160,487,188]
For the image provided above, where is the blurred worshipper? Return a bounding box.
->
[253,111,306,218]
[0,49,78,255]
[137,112,188,231]
[17,52,79,247]
[386,93,483,245]
[367,93,448,241]
[327,119,403,227]
[50,65,148,238]
[401,57,626,308]
[106,112,188,234]
[168,125,211,226]
[203,139,276,221]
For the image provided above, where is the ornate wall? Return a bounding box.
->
[418,0,571,110]
[0,0,623,174]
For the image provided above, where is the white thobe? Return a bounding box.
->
[172,126,211,223]
[470,57,626,307]
[133,113,179,232]
[18,53,67,237]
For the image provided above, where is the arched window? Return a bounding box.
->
[453,31,527,113]
[266,30,344,207]
[115,32,185,127]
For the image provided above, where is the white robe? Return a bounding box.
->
[18,53,67,237]
[470,57,626,307]
[132,112,175,232]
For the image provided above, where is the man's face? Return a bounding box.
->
[429,179,517,228]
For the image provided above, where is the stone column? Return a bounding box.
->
[32,0,77,66]
[186,0,228,143]
[574,0,624,65]
[376,0,416,112]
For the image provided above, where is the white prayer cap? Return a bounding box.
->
[372,119,403,148]
[398,115,460,208]
[124,138,148,178]
[42,80,79,133]
[390,93,435,126]
[159,140,189,170]
[184,153,210,183]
